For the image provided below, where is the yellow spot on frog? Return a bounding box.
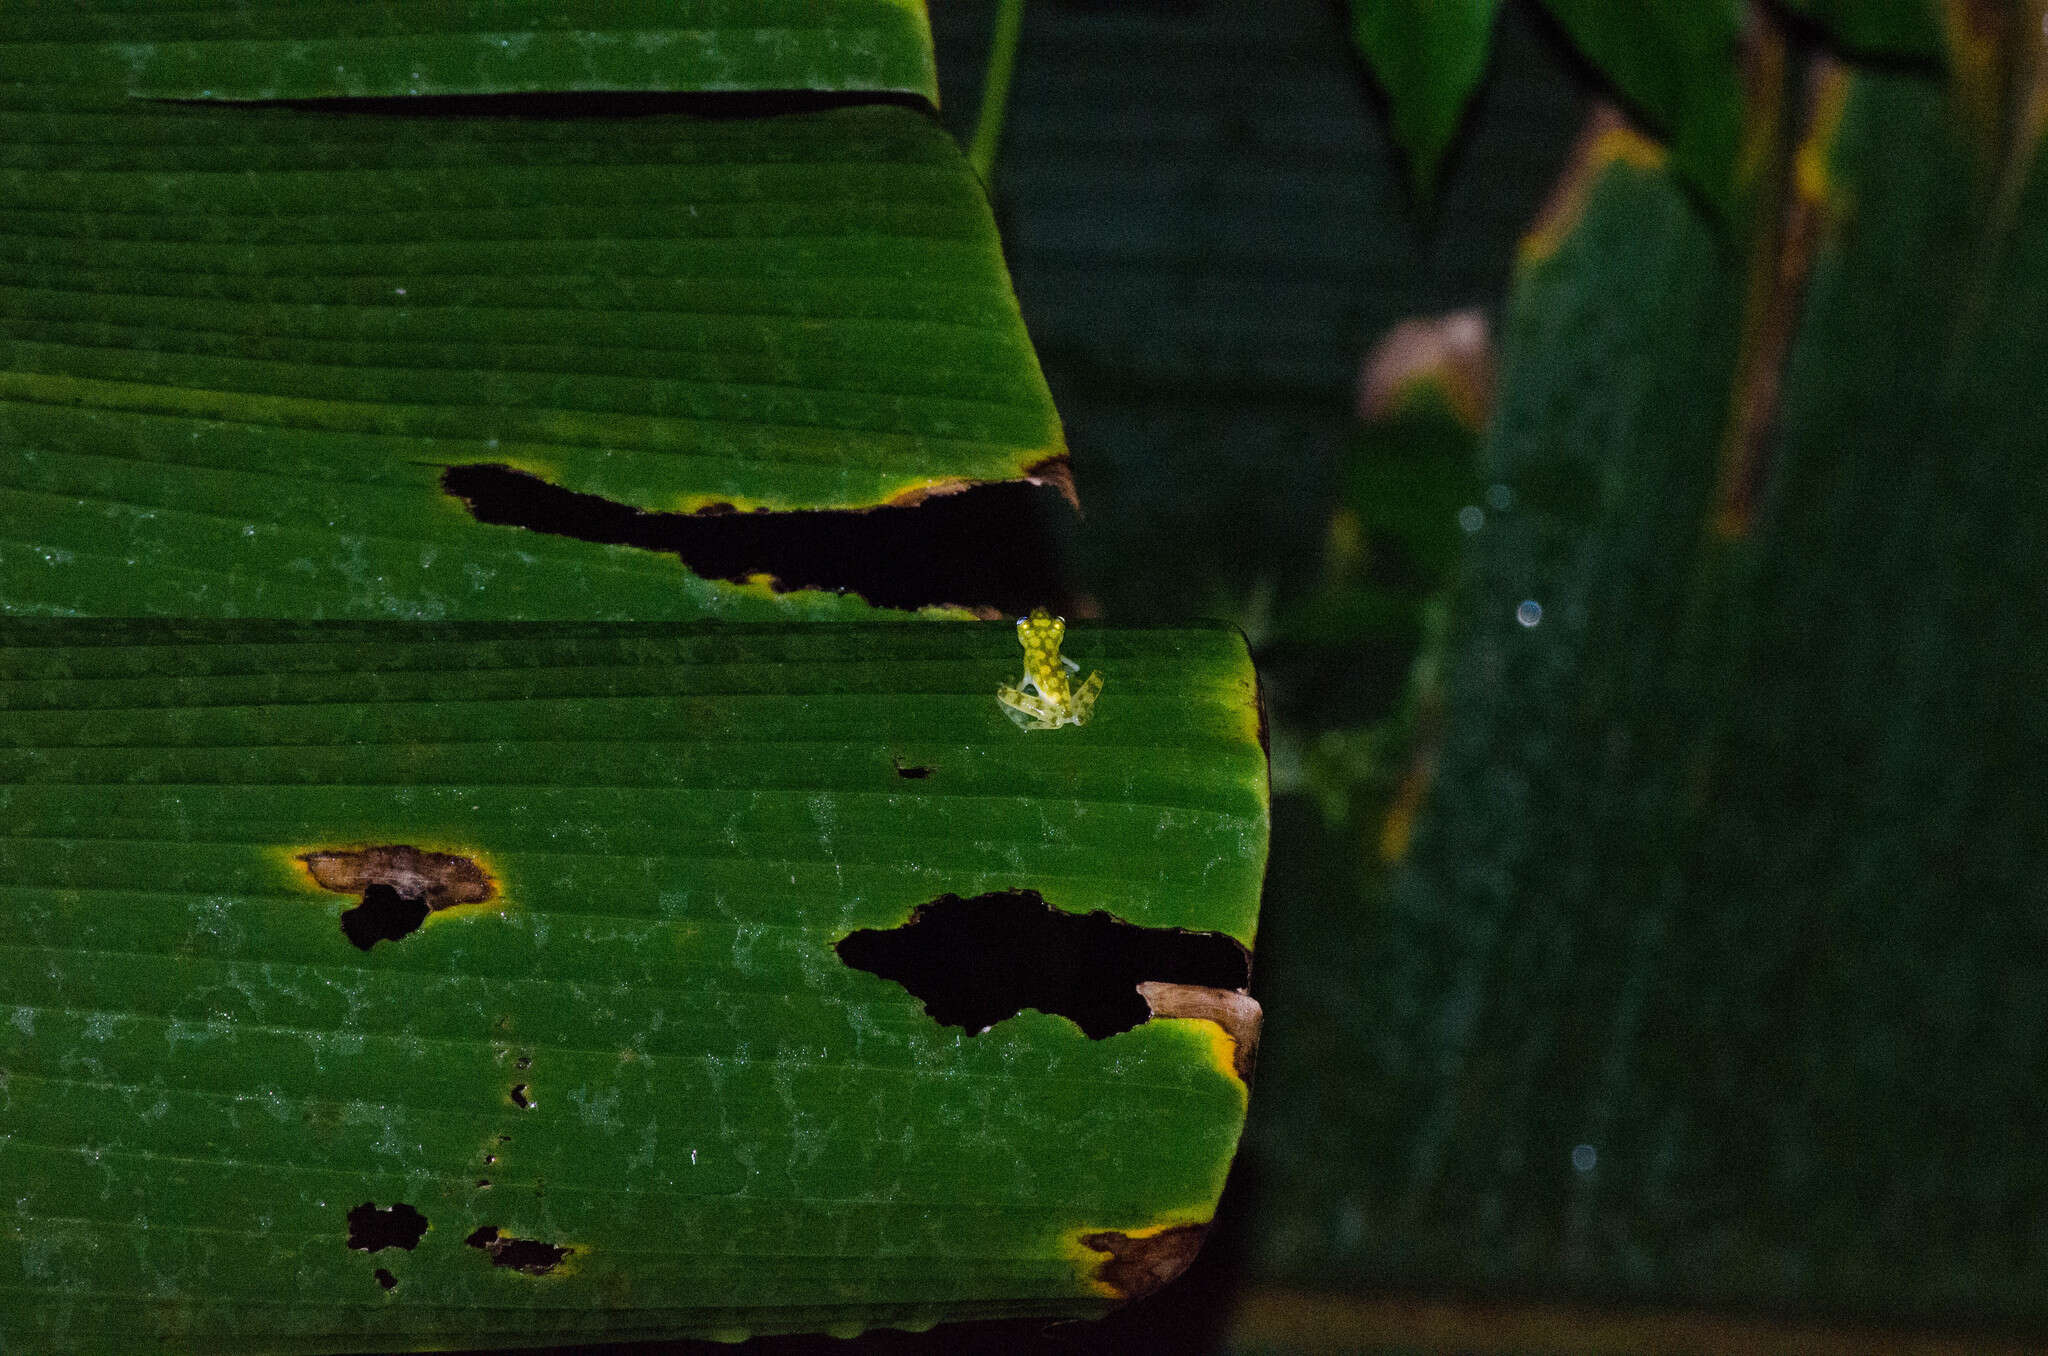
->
[996,608,1103,730]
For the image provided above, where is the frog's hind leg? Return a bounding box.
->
[1067,670,1104,726]
[997,682,1061,730]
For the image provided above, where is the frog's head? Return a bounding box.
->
[1019,607,1064,644]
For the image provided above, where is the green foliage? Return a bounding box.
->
[0,83,1060,619]
[1533,0,1748,217]
[1348,0,1503,195]
[1246,7,2048,1327]
[1776,0,1944,61]
[0,619,1268,1352]
[1350,0,1748,216]
[1264,395,1479,828]
[0,2,1276,1349]
[0,0,938,102]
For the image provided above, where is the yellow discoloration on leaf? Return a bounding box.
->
[709,572,798,602]
[1794,65,1853,211]
[673,492,778,514]
[1380,770,1426,864]
[2016,0,2048,153]
[1942,0,2007,158]
[997,608,1104,729]
[1520,109,1669,268]
[699,571,976,619]
[1182,1015,1244,1085]
[1136,984,1262,1088]
[1715,59,1852,542]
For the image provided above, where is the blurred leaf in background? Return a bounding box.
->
[932,0,1585,628]
[1777,0,1943,61]
[1531,0,1749,218]
[1348,0,1503,197]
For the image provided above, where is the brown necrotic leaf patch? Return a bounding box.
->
[298,846,495,950]
[1081,1224,1209,1301]
[1137,981,1263,1081]
[466,1226,572,1276]
[440,462,1075,614]
[835,890,1250,1040]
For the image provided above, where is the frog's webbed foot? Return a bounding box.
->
[997,682,1063,730]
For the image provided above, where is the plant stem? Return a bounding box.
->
[968,0,1026,188]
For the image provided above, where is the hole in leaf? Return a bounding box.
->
[441,463,1076,614]
[466,1225,571,1276]
[299,845,496,950]
[373,1268,398,1291]
[835,891,1250,1039]
[509,1084,533,1109]
[513,1054,532,1070]
[345,1202,428,1253]
[340,884,430,950]
[893,760,934,780]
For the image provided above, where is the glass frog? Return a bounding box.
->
[996,608,1103,730]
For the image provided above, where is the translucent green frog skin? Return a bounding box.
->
[996,608,1104,730]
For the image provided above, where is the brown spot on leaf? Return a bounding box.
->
[883,476,975,508]
[1080,1223,1208,1301]
[1137,981,1263,1082]
[466,1225,572,1276]
[300,845,495,909]
[299,845,497,950]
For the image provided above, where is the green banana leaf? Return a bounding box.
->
[1532,0,1748,219]
[1241,27,2048,1334]
[1349,0,1746,220]
[0,83,1062,619]
[1346,0,1502,196]
[0,618,1269,1352]
[0,0,938,103]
